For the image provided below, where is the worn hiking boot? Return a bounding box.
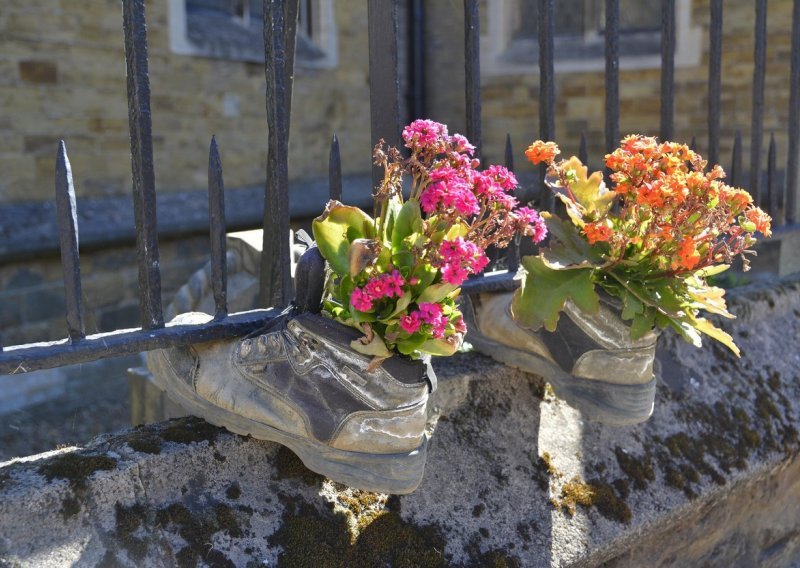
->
[147,247,435,494]
[461,291,658,426]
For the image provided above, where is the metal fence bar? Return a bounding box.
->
[208,136,228,319]
[368,0,401,187]
[660,0,675,141]
[787,0,800,224]
[55,141,85,343]
[539,0,555,210]
[750,0,768,205]
[260,0,294,309]
[329,134,342,201]
[408,0,426,120]
[505,134,520,273]
[707,0,723,166]
[767,133,780,223]
[122,0,163,330]
[0,309,278,376]
[731,130,743,187]
[579,132,589,165]
[605,0,619,156]
[464,0,481,155]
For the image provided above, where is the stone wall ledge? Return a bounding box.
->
[1,274,799,567]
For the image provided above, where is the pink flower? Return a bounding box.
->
[399,313,421,334]
[384,270,406,297]
[450,133,475,156]
[454,316,467,334]
[420,183,444,214]
[364,277,388,299]
[417,302,443,324]
[517,207,548,244]
[402,119,449,151]
[350,288,373,311]
[485,165,518,191]
[442,264,469,285]
[470,251,490,273]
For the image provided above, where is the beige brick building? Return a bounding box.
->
[0,0,794,346]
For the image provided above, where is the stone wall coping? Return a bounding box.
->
[0,275,799,566]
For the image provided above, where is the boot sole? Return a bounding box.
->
[149,350,427,494]
[465,330,655,427]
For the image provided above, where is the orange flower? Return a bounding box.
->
[635,181,665,208]
[744,207,772,237]
[525,140,560,165]
[583,222,614,244]
[674,237,701,270]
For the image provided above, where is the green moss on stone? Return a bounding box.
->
[553,476,632,524]
[268,501,450,568]
[226,482,242,500]
[114,503,148,562]
[61,496,81,519]
[127,432,163,455]
[39,453,117,489]
[273,446,324,486]
[161,417,223,446]
[614,447,654,490]
[156,501,243,567]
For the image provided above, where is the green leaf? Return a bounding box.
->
[621,292,644,321]
[313,201,375,275]
[542,214,603,266]
[383,196,403,242]
[386,293,412,319]
[420,336,462,356]
[392,200,423,251]
[445,221,469,240]
[396,334,427,356]
[693,317,741,357]
[512,255,599,331]
[417,282,459,304]
[694,264,730,278]
[350,334,391,357]
[629,309,656,340]
[560,156,615,216]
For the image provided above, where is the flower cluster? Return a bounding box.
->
[350,270,406,311]
[514,135,772,356]
[313,120,546,362]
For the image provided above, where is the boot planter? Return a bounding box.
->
[507,136,771,423]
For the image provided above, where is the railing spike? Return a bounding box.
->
[538,0,556,211]
[505,134,520,273]
[579,132,589,166]
[464,0,481,157]
[122,0,164,329]
[55,141,85,343]
[605,0,620,159]
[660,0,676,141]
[731,130,743,188]
[260,0,294,309]
[329,133,342,201]
[208,135,228,318]
[708,0,723,166]
[767,133,782,226]
[750,0,768,203]
[786,0,800,224]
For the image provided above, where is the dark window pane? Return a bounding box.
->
[516,0,661,38]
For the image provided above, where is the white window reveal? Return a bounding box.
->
[168,0,338,69]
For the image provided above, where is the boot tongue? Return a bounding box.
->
[294,245,325,314]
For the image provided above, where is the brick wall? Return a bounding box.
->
[425,0,793,189]
[0,0,375,205]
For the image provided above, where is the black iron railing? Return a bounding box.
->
[1,0,799,376]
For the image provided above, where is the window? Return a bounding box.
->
[168,0,338,68]
[483,0,700,74]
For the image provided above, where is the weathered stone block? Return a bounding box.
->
[18,60,57,84]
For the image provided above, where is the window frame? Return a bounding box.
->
[482,0,701,76]
[168,0,339,69]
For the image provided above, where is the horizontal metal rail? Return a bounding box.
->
[0,309,278,376]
